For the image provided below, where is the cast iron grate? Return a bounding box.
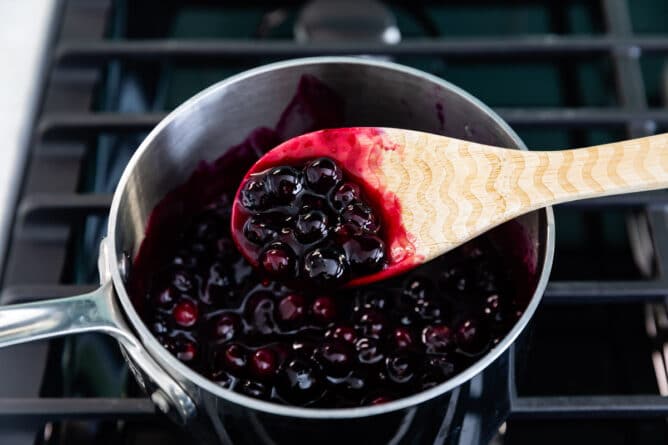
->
[2,0,668,444]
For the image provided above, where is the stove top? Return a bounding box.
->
[2,0,668,444]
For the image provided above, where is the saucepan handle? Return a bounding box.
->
[0,280,197,425]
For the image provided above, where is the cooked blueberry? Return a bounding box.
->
[240,176,270,211]
[172,300,198,328]
[295,210,329,243]
[265,166,303,202]
[299,193,328,212]
[424,355,456,380]
[260,243,297,280]
[174,339,198,363]
[212,312,241,341]
[303,247,348,286]
[172,270,195,293]
[392,327,413,349]
[304,157,343,193]
[250,347,278,379]
[355,309,387,338]
[243,215,278,245]
[311,296,338,324]
[313,341,353,377]
[343,235,385,273]
[276,356,325,405]
[332,182,361,211]
[236,379,270,399]
[341,203,379,233]
[356,337,384,365]
[386,354,417,384]
[326,325,357,344]
[221,343,248,373]
[277,293,308,323]
[455,319,489,354]
[422,325,454,353]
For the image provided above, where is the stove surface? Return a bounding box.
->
[2,1,668,444]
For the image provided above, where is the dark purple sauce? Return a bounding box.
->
[128,75,526,408]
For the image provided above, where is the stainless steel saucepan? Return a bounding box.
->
[0,57,554,444]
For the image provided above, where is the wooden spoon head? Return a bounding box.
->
[231,127,493,286]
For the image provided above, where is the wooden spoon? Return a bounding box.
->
[232,127,668,286]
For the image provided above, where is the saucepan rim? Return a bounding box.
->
[107,56,555,419]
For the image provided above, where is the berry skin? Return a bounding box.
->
[175,339,198,363]
[265,166,303,203]
[341,203,379,234]
[313,341,353,377]
[243,215,278,245]
[212,312,241,341]
[304,157,343,193]
[277,293,308,323]
[295,210,329,243]
[455,319,489,354]
[332,182,361,211]
[311,296,338,324]
[240,176,270,211]
[422,325,454,353]
[303,247,349,286]
[260,243,297,280]
[386,354,417,384]
[221,343,248,374]
[326,325,357,343]
[172,300,198,328]
[276,356,326,405]
[343,235,385,273]
[355,309,387,338]
[392,327,413,349]
[250,347,278,379]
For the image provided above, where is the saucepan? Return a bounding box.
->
[0,58,554,444]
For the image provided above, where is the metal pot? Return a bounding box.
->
[0,58,554,444]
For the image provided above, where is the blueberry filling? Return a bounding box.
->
[237,158,386,288]
[129,74,524,408]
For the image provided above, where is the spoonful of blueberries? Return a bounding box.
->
[231,127,668,288]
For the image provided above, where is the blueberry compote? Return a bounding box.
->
[236,158,386,287]
[129,75,524,408]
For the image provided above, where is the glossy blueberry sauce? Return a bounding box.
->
[128,75,525,408]
[234,156,388,288]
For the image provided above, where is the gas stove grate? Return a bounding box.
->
[3,0,668,444]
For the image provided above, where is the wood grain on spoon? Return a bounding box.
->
[234,127,668,285]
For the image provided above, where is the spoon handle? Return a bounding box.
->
[518,133,668,207]
[381,129,668,262]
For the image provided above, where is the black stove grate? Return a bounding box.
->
[3,1,668,444]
